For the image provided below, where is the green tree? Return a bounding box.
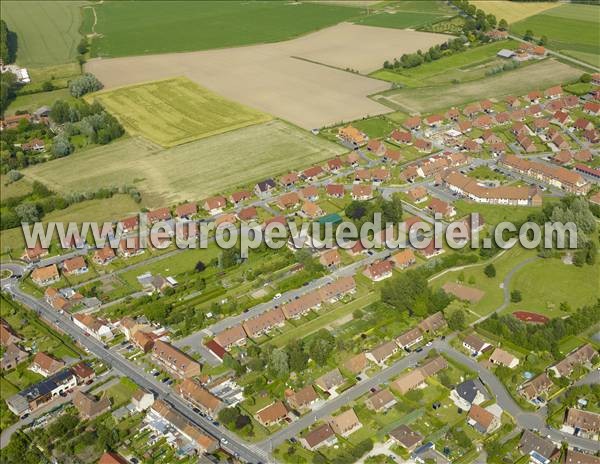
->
[498,18,508,30]
[286,339,308,372]
[448,309,466,331]
[484,264,496,278]
[307,329,335,364]
[510,290,522,303]
[269,348,289,377]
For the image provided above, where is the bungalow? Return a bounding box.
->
[418,312,447,334]
[325,183,344,198]
[254,179,277,197]
[418,240,444,259]
[463,103,481,118]
[256,401,289,427]
[354,168,371,182]
[480,99,493,113]
[343,353,368,375]
[242,308,285,338]
[450,379,487,411]
[326,158,343,172]
[214,324,247,350]
[118,237,144,258]
[457,119,472,134]
[408,186,428,203]
[299,185,319,201]
[371,167,390,183]
[214,213,237,229]
[73,313,113,340]
[73,391,111,420]
[517,134,537,153]
[489,348,519,368]
[301,424,337,451]
[147,207,171,223]
[389,425,423,452]
[238,206,258,221]
[278,192,300,209]
[519,372,553,401]
[62,256,88,275]
[574,118,594,132]
[22,138,45,152]
[396,327,423,349]
[152,340,201,378]
[31,264,60,286]
[583,101,600,116]
[302,165,324,181]
[319,249,341,268]
[345,152,360,167]
[403,116,421,131]
[338,126,367,146]
[428,198,456,218]
[203,196,227,215]
[315,368,344,393]
[93,246,116,265]
[414,138,432,153]
[30,352,65,377]
[287,385,319,411]
[301,201,324,219]
[390,129,412,144]
[544,85,562,100]
[553,150,573,165]
[473,115,493,130]
[494,112,510,125]
[366,139,386,155]
[527,104,544,118]
[468,404,500,434]
[230,190,252,205]
[178,378,222,417]
[118,216,139,233]
[21,243,49,262]
[329,408,362,437]
[175,203,197,219]
[526,90,542,104]
[462,138,482,153]
[490,142,507,156]
[482,130,502,145]
[400,165,419,183]
[447,108,460,121]
[280,172,299,187]
[365,388,396,412]
[367,340,398,365]
[510,109,526,121]
[363,260,393,281]
[506,96,520,108]
[391,369,426,394]
[425,114,444,127]
[391,249,416,270]
[351,184,373,201]
[533,118,549,133]
[462,334,491,357]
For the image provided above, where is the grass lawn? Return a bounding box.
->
[467,166,509,183]
[89,77,272,147]
[6,88,72,116]
[377,58,581,114]
[23,120,346,205]
[2,1,85,66]
[511,4,600,68]
[1,194,141,255]
[471,1,560,24]
[1,176,33,202]
[87,1,363,58]
[505,257,600,316]
[453,199,541,226]
[103,377,139,408]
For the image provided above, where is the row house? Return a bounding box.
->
[151,340,201,378]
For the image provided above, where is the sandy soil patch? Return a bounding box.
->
[86,23,447,129]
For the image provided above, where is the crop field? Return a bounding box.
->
[511,4,600,67]
[370,40,521,87]
[377,59,581,113]
[471,1,560,24]
[23,120,346,205]
[353,0,454,30]
[90,78,271,147]
[86,24,449,128]
[2,1,85,66]
[85,0,363,58]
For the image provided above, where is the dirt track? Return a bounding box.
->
[86,23,447,129]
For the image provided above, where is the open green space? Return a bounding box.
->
[453,199,542,226]
[6,88,72,116]
[23,119,346,205]
[86,1,364,58]
[511,3,600,68]
[2,1,85,66]
[90,77,272,147]
[370,40,520,88]
[376,58,581,113]
[353,1,454,30]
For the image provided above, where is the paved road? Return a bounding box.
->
[0,263,271,464]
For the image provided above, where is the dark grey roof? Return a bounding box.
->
[455,379,486,404]
[518,430,557,459]
[256,179,276,192]
[19,369,75,402]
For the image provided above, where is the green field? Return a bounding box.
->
[86,1,363,58]
[370,40,521,87]
[90,77,272,147]
[353,1,454,30]
[2,1,85,66]
[377,58,581,113]
[6,88,72,116]
[23,119,346,205]
[511,4,600,67]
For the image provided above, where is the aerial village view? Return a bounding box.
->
[0,1,599,464]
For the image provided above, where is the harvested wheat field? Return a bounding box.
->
[471,1,560,24]
[24,120,346,205]
[89,77,271,147]
[86,23,447,129]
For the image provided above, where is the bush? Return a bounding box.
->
[69,73,102,97]
[510,290,522,303]
[52,134,73,157]
[6,170,22,182]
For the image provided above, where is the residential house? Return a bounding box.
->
[418,312,447,334]
[339,126,367,146]
[343,353,368,375]
[118,216,139,233]
[564,450,600,464]
[132,330,155,353]
[118,237,144,258]
[152,340,201,378]
[489,348,519,368]
[462,334,491,357]
[214,324,247,350]
[425,114,444,127]
[1,343,28,370]
[178,378,222,417]
[302,166,324,181]
[408,186,428,203]
[367,340,398,366]
[93,246,116,265]
[242,308,285,338]
[254,179,277,197]
[301,424,337,451]
[21,243,49,262]
[287,385,319,411]
[329,408,362,437]
[519,373,553,401]
[319,276,356,302]
[389,424,423,451]
[367,139,386,155]
[391,249,416,270]
[238,206,258,221]
[414,138,432,153]
[73,313,113,340]
[31,264,60,286]
[518,430,559,463]
[278,192,300,209]
[326,184,344,198]
[203,196,227,215]
[391,369,426,394]
[319,249,341,268]
[73,391,111,420]
[563,408,600,438]
[365,388,396,412]
[351,184,373,201]
[230,190,252,205]
[147,207,171,223]
[327,158,343,172]
[70,361,95,384]
[30,352,64,377]
[132,388,154,412]
[418,240,444,259]
[468,404,500,434]
[428,198,456,218]
[281,291,321,319]
[280,172,299,187]
[420,356,448,377]
[583,101,600,117]
[363,260,393,281]
[545,85,562,100]
[390,129,412,144]
[315,368,344,393]
[403,116,421,131]
[301,201,324,219]
[175,203,197,219]
[0,320,22,347]
[62,256,88,275]
[451,379,487,411]
[256,401,289,427]
[549,344,597,377]
[299,185,319,201]
[396,327,423,349]
[98,452,128,464]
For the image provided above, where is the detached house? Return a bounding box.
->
[203,196,227,215]
[315,368,344,393]
[301,424,337,451]
[254,179,276,197]
[389,425,423,451]
[62,256,88,275]
[30,352,65,377]
[451,379,487,411]
[367,139,386,155]
[287,385,319,411]
[365,388,396,412]
[256,401,289,427]
[326,184,344,198]
[367,340,398,366]
[73,313,113,340]
[93,246,116,265]
[31,264,60,286]
[351,184,373,201]
[489,348,519,368]
[329,408,362,437]
[363,260,393,281]
[468,404,500,434]
[519,372,553,401]
[391,249,416,270]
[343,353,369,375]
[396,327,423,349]
[73,391,111,420]
[175,203,197,219]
